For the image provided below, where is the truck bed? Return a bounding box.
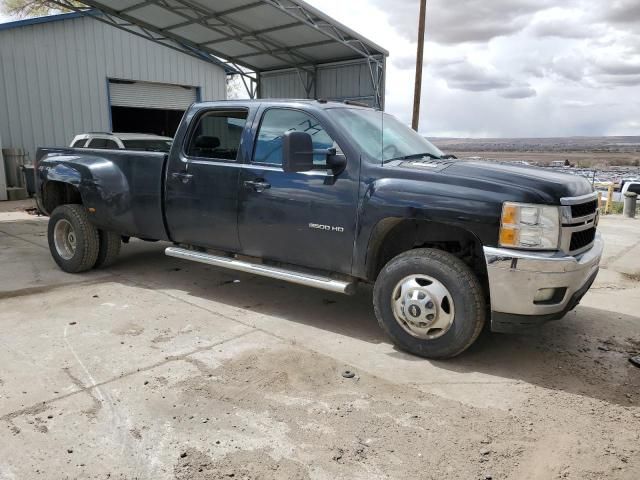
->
[36,147,170,241]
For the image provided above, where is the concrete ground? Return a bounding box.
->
[1,199,639,480]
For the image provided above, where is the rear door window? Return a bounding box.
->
[185,110,248,161]
[87,138,107,149]
[72,139,86,148]
[87,138,119,149]
[122,139,172,152]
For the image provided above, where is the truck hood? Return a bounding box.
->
[395,159,594,204]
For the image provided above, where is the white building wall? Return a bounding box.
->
[0,14,227,161]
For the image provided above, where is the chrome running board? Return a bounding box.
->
[165,247,356,295]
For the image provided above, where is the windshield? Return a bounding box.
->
[122,139,173,153]
[331,108,444,163]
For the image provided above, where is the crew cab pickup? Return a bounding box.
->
[35,100,603,358]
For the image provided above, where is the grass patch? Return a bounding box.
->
[605,202,640,215]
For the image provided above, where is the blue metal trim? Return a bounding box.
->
[0,11,97,31]
[106,77,113,131]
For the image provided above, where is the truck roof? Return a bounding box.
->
[193,98,375,111]
[78,132,173,141]
[111,133,173,141]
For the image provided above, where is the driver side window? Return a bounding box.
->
[253,109,335,167]
[186,109,248,161]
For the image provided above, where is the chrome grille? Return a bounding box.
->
[569,227,596,251]
[560,192,599,255]
[571,200,597,218]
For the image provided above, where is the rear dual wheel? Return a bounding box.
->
[373,248,485,359]
[95,229,122,268]
[48,204,121,273]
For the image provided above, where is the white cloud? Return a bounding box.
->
[306,0,638,137]
[605,0,640,26]
[528,7,598,39]
[431,59,511,92]
[499,86,537,99]
[371,0,557,44]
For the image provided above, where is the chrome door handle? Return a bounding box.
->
[244,180,271,192]
[171,172,193,184]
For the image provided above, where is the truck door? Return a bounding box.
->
[164,107,249,251]
[238,107,359,275]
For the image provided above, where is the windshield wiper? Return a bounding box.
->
[384,152,443,163]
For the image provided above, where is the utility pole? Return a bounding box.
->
[412,0,427,131]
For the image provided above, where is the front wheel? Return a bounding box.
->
[373,248,485,359]
[47,204,99,273]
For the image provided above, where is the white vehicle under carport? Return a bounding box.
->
[70,132,173,153]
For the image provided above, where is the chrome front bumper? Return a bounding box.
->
[483,233,603,331]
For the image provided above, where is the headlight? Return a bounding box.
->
[500,202,560,249]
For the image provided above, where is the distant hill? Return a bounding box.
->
[428,137,640,168]
[428,136,640,153]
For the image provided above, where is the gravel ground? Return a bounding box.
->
[0,202,639,479]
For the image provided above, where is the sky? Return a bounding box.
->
[1,2,638,138]
[305,0,640,138]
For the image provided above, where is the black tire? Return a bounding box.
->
[373,248,485,359]
[47,204,99,273]
[94,230,122,269]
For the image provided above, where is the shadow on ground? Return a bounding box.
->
[93,241,640,408]
[1,211,638,408]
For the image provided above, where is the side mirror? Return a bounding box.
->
[327,151,347,174]
[283,131,313,173]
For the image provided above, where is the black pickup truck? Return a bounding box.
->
[35,99,603,358]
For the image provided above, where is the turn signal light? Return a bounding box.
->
[501,204,518,225]
[499,226,518,247]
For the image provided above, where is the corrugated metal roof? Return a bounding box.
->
[50,0,388,72]
[0,11,86,31]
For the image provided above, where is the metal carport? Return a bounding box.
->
[50,0,388,108]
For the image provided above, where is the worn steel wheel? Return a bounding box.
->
[53,218,77,260]
[47,204,99,273]
[373,248,485,359]
[391,274,456,340]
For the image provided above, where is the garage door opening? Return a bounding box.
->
[108,79,198,138]
[111,106,184,137]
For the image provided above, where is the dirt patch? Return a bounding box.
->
[63,368,102,419]
[174,448,215,480]
[169,346,639,479]
[111,323,145,336]
[621,272,640,282]
[174,448,309,480]
[151,329,174,343]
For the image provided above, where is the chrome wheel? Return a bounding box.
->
[391,274,455,339]
[53,219,76,260]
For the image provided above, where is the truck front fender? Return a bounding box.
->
[353,178,502,279]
